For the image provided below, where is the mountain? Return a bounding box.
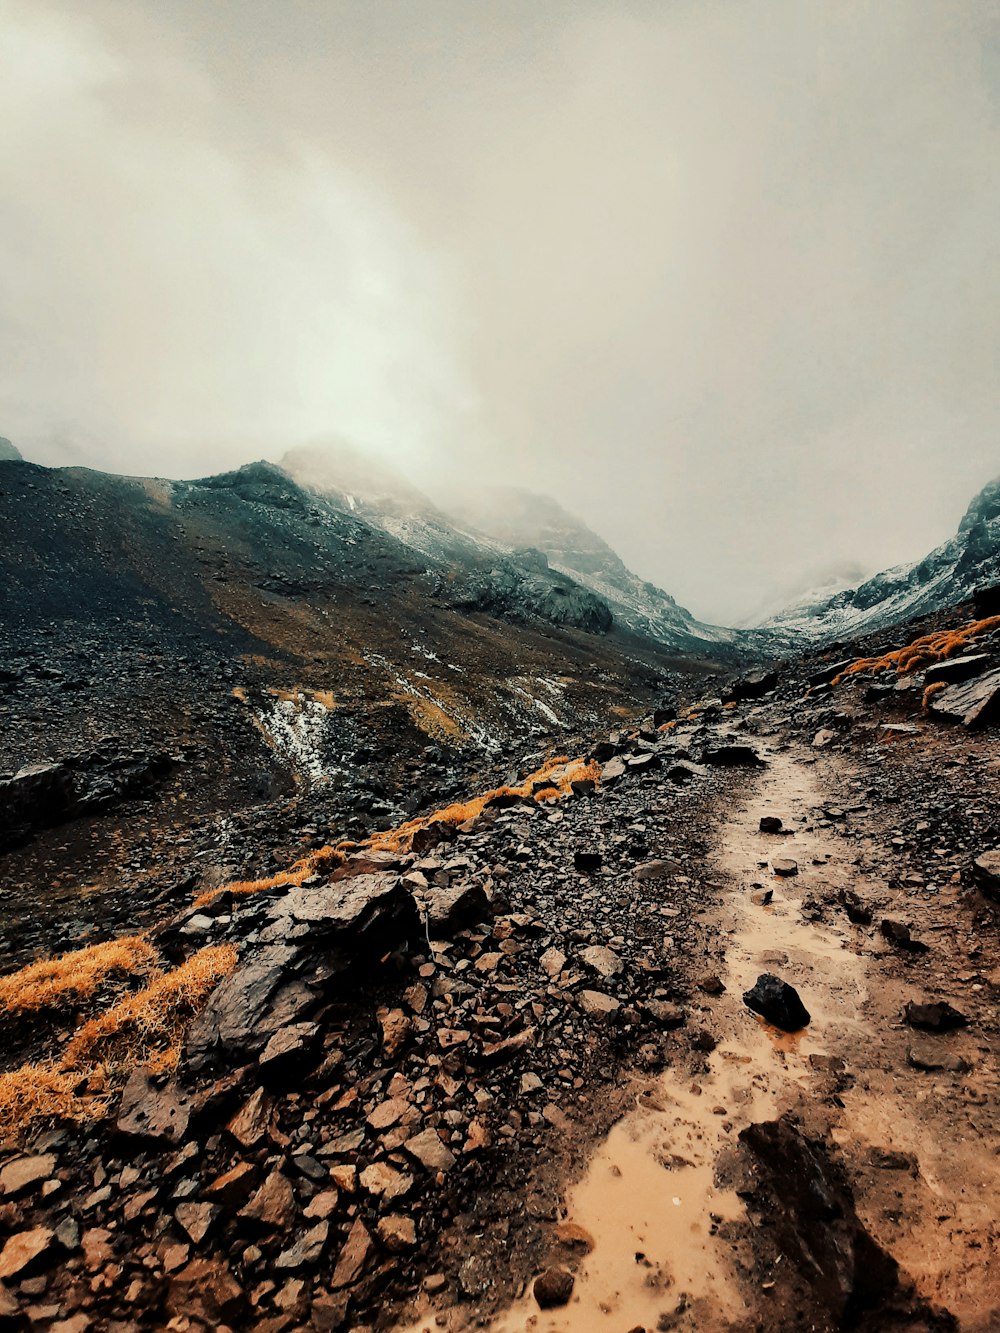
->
[763,474,1000,642]
[0,451,735,969]
[443,484,736,654]
[0,436,22,461]
[279,449,734,654]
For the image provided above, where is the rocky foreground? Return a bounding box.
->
[2,606,1000,1331]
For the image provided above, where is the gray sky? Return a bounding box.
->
[2,1,998,623]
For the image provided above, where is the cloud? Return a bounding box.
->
[1,1,998,622]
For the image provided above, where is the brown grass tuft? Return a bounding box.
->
[62,944,238,1075]
[0,945,237,1138]
[834,617,1000,685]
[922,681,950,710]
[0,937,158,1019]
[0,1065,102,1139]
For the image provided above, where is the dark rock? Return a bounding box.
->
[880,920,928,954]
[723,669,778,703]
[903,1000,968,1032]
[771,857,798,877]
[533,1268,575,1309]
[573,849,603,873]
[808,659,854,688]
[653,706,677,727]
[116,1070,192,1147]
[840,892,872,926]
[702,745,765,768]
[971,849,1000,900]
[759,815,783,833]
[973,582,1000,617]
[738,1116,918,1324]
[166,1258,246,1325]
[743,973,810,1031]
[929,668,1000,728]
[923,654,992,686]
[426,881,491,933]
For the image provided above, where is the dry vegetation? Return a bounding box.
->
[834,616,1000,685]
[0,936,158,1018]
[196,755,600,909]
[0,945,237,1138]
[922,681,950,710]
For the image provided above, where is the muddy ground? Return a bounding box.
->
[1,615,999,1332]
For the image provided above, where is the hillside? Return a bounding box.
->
[0,454,723,970]
[764,474,1000,642]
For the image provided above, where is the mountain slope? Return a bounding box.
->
[279,449,734,655]
[763,474,1000,642]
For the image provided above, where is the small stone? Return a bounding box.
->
[175,1202,218,1245]
[359,1162,413,1199]
[0,1228,56,1279]
[405,1128,456,1173]
[759,816,783,834]
[540,947,567,978]
[226,1086,272,1147]
[771,858,798,877]
[330,1218,372,1288]
[534,1267,575,1308]
[239,1170,296,1230]
[0,1154,57,1199]
[573,850,603,873]
[579,945,624,978]
[377,1215,417,1252]
[377,1007,413,1060]
[578,990,620,1018]
[276,1222,328,1270]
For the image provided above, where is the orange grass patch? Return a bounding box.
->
[194,845,345,909]
[922,681,950,710]
[0,937,158,1019]
[365,756,599,856]
[196,755,600,910]
[0,945,237,1137]
[834,617,1000,685]
[62,944,237,1074]
[0,1066,100,1138]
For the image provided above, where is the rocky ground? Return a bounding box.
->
[1,603,1000,1331]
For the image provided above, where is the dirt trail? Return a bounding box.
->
[405,741,1000,1333]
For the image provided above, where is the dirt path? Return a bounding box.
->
[404,740,1000,1332]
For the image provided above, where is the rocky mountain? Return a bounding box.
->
[763,473,1000,642]
[1,597,998,1331]
[442,484,736,654]
[0,437,23,461]
[0,448,728,970]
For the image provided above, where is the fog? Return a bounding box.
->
[1,1,998,623]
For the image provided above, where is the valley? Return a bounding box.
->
[1,453,1000,1332]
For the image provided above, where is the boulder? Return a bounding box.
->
[923,654,992,686]
[116,1070,192,1147]
[743,974,810,1031]
[903,1000,968,1032]
[738,1117,912,1324]
[702,745,765,768]
[929,668,1000,728]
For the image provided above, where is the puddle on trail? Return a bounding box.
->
[403,752,877,1333]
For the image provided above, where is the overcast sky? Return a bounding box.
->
[1,1,998,623]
